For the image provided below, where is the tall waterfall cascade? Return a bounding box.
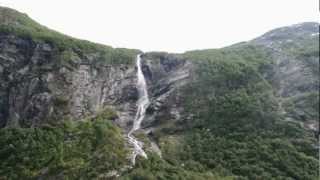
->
[128,54,149,165]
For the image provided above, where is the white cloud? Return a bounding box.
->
[0,0,318,53]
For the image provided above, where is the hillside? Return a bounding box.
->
[0,7,318,180]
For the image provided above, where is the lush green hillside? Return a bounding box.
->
[140,45,319,179]
[0,109,128,179]
[0,6,139,65]
[0,6,318,180]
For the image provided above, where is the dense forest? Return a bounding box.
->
[0,6,318,180]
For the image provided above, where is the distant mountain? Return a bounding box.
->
[254,22,318,44]
[252,22,319,127]
[0,6,318,180]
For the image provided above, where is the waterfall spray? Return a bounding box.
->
[127,54,149,165]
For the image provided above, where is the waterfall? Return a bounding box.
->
[128,54,149,165]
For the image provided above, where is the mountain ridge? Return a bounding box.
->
[0,6,318,180]
[0,6,318,54]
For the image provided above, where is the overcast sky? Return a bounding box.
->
[0,0,318,53]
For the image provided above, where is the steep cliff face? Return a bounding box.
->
[0,34,192,130]
[0,33,141,128]
[0,7,319,180]
[140,53,192,130]
[1,7,317,132]
[0,6,144,128]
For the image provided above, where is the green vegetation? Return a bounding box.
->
[0,6,139,64]
[0,110,127,179]
[284,34,319,77]
[120,44,319,180]
[283,92,319,121]
[278,35,319,122]
[181,129,317,179]
[121,154,235,180]
[282,34,319,58]
[117,44,318,180]
[140,45,319,180]
[0,6,318,179]
[183,45,278,133]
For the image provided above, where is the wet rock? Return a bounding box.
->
[139,53,192,129]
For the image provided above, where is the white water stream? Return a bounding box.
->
[128,54,149,165]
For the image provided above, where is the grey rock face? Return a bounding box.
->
[139,53,192,130]
[0,34,139,128]
[0,34,192,131]
[68,63,138,128]
[0,22,317,133]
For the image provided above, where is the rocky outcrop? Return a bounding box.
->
[139,53,192,131]
[0,34,193,131]
[252,22,318,98]
[0,34,141,128]
[252,22,319,128]
[0,7,317,136]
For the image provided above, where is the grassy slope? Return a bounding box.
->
[131,44,318,180]
[0,6,140,65]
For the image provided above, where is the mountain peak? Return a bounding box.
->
[265,22,318,37]
[252,22,319,48]
[0,6,34,26]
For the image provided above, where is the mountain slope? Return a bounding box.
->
[0,6,141,128]
[144,42,318,179]
[0,7,318,180]
[252,22,319,128]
